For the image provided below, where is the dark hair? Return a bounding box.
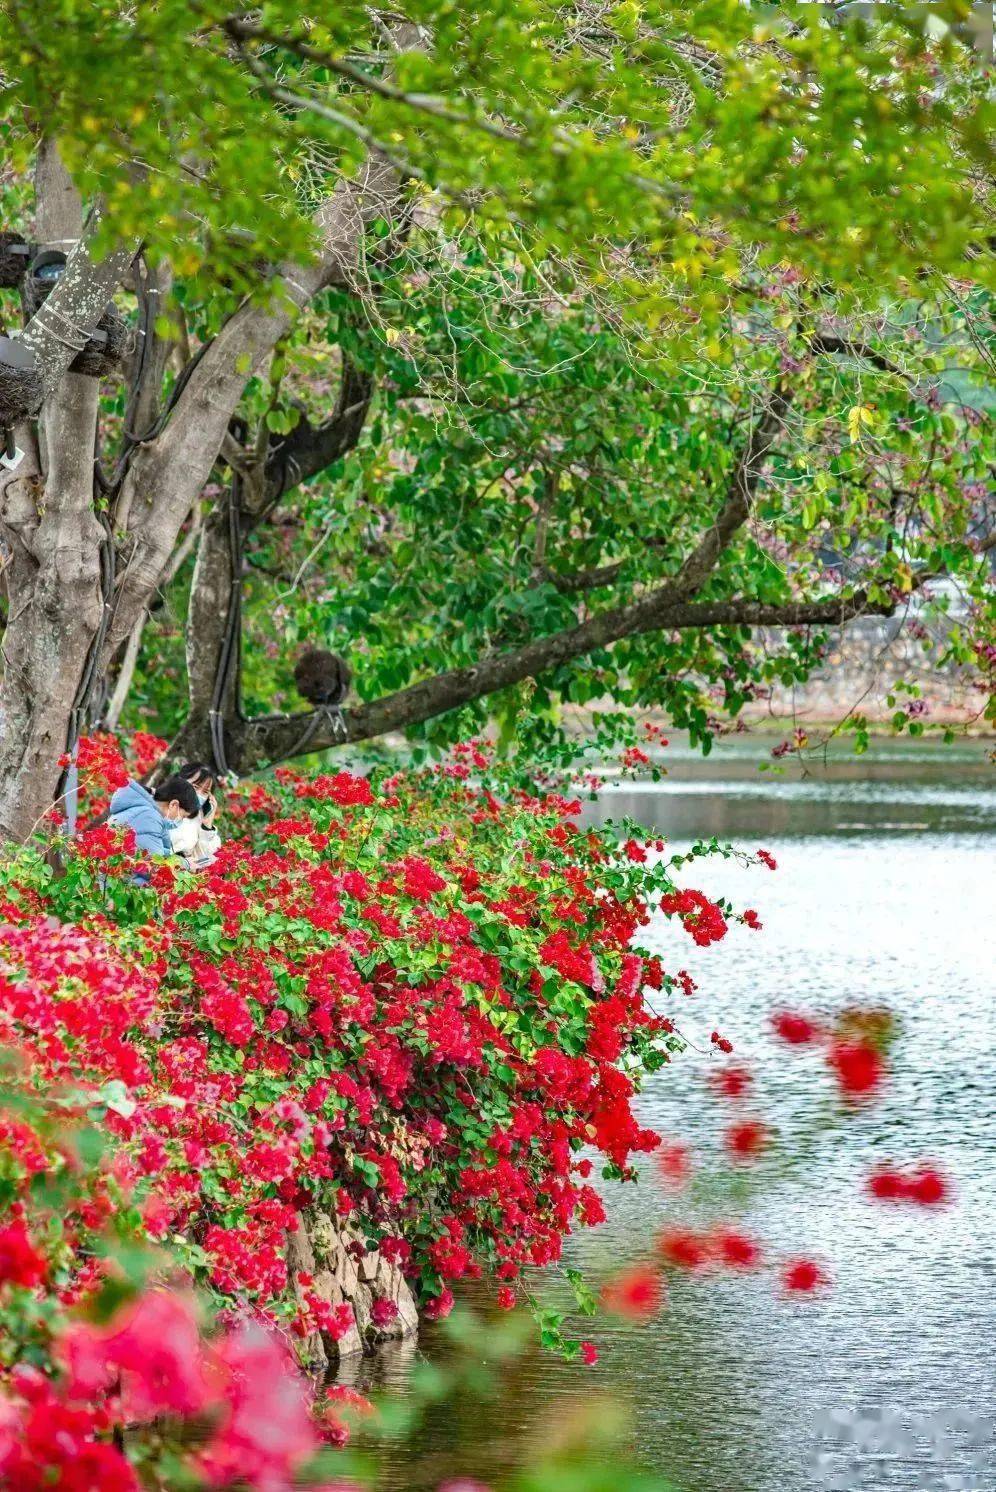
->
[178,762,217,790]
[153,776,200,817]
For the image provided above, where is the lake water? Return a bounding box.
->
[340,737,996,1492]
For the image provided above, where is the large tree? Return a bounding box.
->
[0,1,992,839]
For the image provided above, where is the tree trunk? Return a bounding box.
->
[0,455,104,841]
[0,144,103,844]
[187,507,238,714]
[0,136,401,836]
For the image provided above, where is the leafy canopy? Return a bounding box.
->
[1,2,992,759]
[1,0,990,307]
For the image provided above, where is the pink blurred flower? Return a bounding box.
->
[200,1325,317,1489]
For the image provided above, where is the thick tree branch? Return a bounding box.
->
[671,387,791,597]
[217,384,796,769]
[231,587,894,768]
[11,155,135,411]
[260,361,374,513]
[186,331,943,776]
[123,256,176,439]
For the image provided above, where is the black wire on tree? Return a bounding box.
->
[101,252,213,502]
[208,420,250,780]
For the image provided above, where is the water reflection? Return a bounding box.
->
[346,738,996,1492]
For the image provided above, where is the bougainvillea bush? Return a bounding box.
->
[0,732,776,1484]
[5,737,724,1306]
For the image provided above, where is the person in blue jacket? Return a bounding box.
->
[108,775,200,860]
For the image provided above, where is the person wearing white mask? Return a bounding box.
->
[108,776,201,860]
[171,762,223,868]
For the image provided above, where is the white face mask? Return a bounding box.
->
[169,815,200,855]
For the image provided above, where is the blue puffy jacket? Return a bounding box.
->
[108,780,172,857]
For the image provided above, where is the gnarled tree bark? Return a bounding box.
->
[0,143,105,842]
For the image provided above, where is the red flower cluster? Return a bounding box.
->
[0,731,948,1473]
[1,1287,326,1492]
[771,1011,887,1098]
[782,1258,829,1293]
[660,889,728,946]
[828,1038,883,1098]
[658,1225,762,1271]
[867,1165,949,1206]
[66,730,169,824]
[724,1119,768,1160]
[601,1264,665,1321]
[771,1010,819,1045]
[0,1221,47,1289]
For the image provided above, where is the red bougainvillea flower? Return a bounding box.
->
[742,909,762,930]
[712,1228,762,1269]
[868,1164,950,1207]
[771,1011,819,1046]
[580,1341,599,1366]
[370,1297,399,1327]
[655,1142,692,1188]
[661,889,728,946]
[756,849,778,871]
[107,1291,213,1422]
[0,1219,47,1289]
[782,1258,829,1293]
[709,1064,752,1100]
[0,1377,140,1492]
[658,1227,711,1270]
[867,1166,906,1201]
[58,1322,115,1399]
[200,1325,318,1489]
[907,1167,949,1206]
[423,1289,455,1322]
[724,1120,769,1161]
[496,1285,516,1310]
[828,1039,883,1098]
[601,1264,665,1321]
